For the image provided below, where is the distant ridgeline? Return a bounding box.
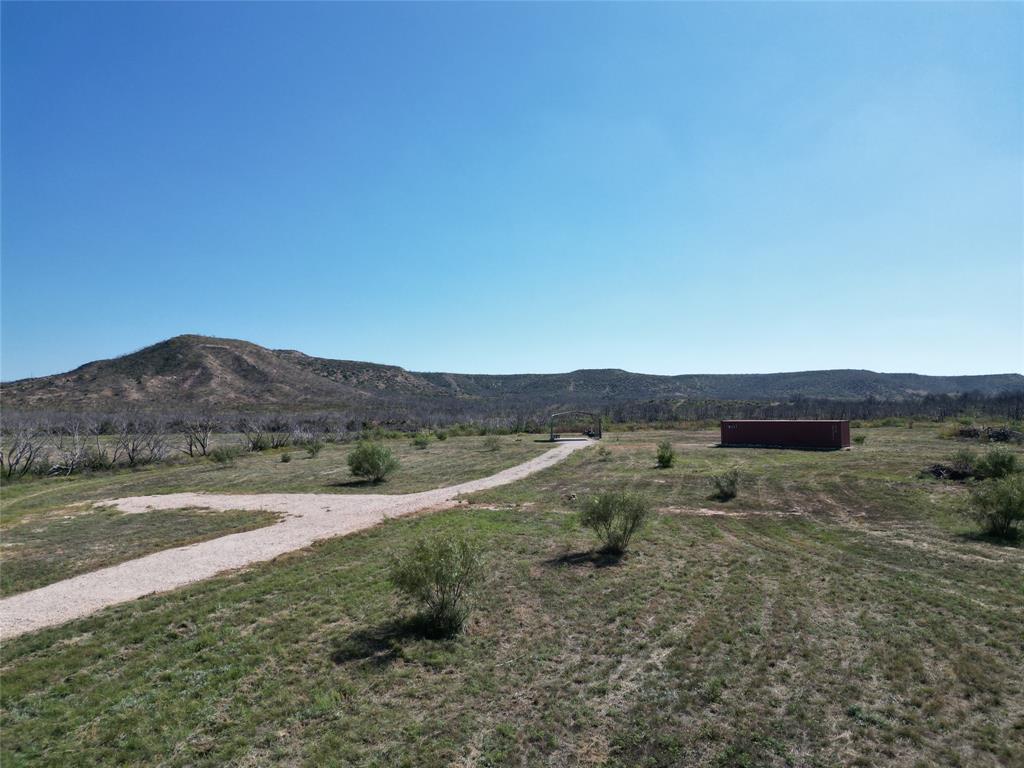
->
[1,335,1021,428]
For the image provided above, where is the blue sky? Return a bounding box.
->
[2,2,1021,380]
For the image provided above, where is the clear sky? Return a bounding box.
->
[2,1,1021,381]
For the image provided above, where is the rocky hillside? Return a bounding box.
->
[0,336,370,410]
[2,335,1021,412]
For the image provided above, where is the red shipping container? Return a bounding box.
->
[720,420,850,450]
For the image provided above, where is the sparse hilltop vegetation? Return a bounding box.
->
[2,335,1022,423]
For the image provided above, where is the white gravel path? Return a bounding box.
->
[1,440,591,639]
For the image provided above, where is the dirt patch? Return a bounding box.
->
[661,505,771,518]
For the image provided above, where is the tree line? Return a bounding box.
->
[2,390,1021,480]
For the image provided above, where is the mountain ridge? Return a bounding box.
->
[2,335,1021,411]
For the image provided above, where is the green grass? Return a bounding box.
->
[2,427,1022,766]
[0,434,551,525]
[0,506,280,597]
[0,434,550,598]
[471,427,984,527]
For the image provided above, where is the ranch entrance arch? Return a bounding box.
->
[549,411,602,441]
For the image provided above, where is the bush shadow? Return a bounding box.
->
[955,531,1021,548]
[327,479,379,489]
[329,617,430,666]
[544,550,624,569]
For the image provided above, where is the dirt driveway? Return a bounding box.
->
[0,440,591,639]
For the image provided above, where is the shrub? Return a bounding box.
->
[656,440,674,468]
[412,431,431,450]
[579,491,650,555]
[852,434,867,445]
[268,431,292,450]
[280,452,292,463]
[83,446,115,471]
[29,454,53,477]
[433,429,448,441]
[209,445,241,465]
[950,448,977,479]
[347,441,399,483]
[388,535,482,638]
[965,475,1024,540]
[483,435,501,452]
[241,421,270,452]
[709,469,739,501]
[305,439,324,458]
[975,448,1019,480]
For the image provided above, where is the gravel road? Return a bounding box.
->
[0,439,591,639]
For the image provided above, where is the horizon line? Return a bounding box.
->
[1,333,1022,384]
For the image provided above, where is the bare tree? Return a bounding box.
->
[181,413,216,457]
[240,418,268,452]
[257,414,291,449]
[140,422,170,464]
[269,424,293,449]
[49,421,88,476]
[82,418,116,470]
[1,427,46,479]
[114,418,145,467]
[113,416,167,466]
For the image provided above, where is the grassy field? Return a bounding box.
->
[0,435,550,597]
[1,426,1022,767]
[0,506,280,597]
[0,434,552,524]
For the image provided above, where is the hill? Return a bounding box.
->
[2,335,1021,412]
[0,336,372,411]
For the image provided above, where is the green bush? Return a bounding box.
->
[579,491,650,555]
[305,440,323,459]
[412,431,431,450]
[852,434,867,445]
[709,469,739,501]
[950,448,977,478]
[347,441,399,483]
[433,429,448,441]
[483,435,501,452]
[656,440,674,468]
[389,536,482,638]
[209,445,242,465]
[975,448,1019,480]
[966,475,1024,539]
[280,452,292,463]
